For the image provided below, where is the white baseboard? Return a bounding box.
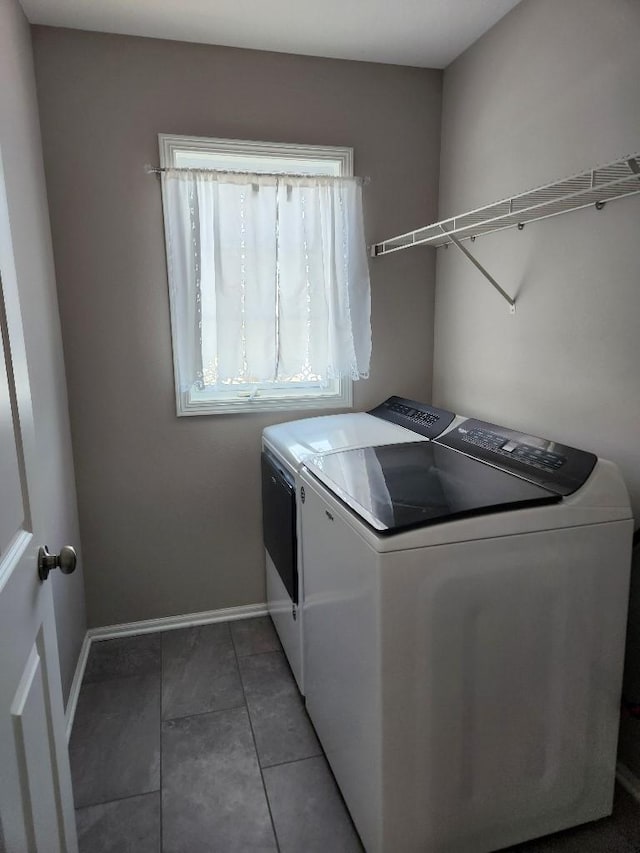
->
[616,761,640,803]
[87,602,269,641]
[64,602,268,741]
[64,631,92,743]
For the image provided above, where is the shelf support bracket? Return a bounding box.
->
[439,225,516,313]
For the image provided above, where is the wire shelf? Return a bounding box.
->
[372,153,640,257]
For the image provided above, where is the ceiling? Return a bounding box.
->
[21,0,522,69]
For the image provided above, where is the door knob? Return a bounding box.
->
[38,545,77,581]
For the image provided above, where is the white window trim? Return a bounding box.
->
[159,134,353,175]
[159,134,354,416]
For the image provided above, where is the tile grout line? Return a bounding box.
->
[75,788,162,813]
[231,625,282,853]
[236,647,284,660]
[163,702,247,724]
[261,751,324,771]
[82,670,161,686]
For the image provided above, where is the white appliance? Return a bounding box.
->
[261,397,458,693]
[301,417,634,853]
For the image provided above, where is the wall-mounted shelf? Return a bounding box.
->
[371,153,640,311]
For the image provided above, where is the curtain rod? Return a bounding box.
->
[144,164,370,184]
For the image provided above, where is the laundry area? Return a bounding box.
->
[0,0,639,851]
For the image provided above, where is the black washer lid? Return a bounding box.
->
[306,441,560,535]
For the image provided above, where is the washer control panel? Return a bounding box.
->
[436,419,597,495]
[368,396,456,439]
[462,426,566,472]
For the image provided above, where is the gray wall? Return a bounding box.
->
[434,0,640,514]
[433,0,640,770]
[0,0,85,704]
[32,27,442,627]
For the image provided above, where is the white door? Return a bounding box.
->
[0,153,78,852]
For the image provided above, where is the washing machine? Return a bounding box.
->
[261,396,458,693]
[300,416,634,853]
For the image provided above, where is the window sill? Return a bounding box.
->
[176,380,353,416]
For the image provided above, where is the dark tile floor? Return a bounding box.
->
[70,616,640,852]
[70,617,361,852]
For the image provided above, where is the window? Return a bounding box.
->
[159,134,371,415]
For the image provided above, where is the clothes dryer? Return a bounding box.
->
[261,397,457,692]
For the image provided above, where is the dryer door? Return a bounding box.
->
[261,451,298,604]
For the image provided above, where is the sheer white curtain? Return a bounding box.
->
[161,169,371,392]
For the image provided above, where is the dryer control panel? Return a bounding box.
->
[368,396,456,440]
[436,419,597,496]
